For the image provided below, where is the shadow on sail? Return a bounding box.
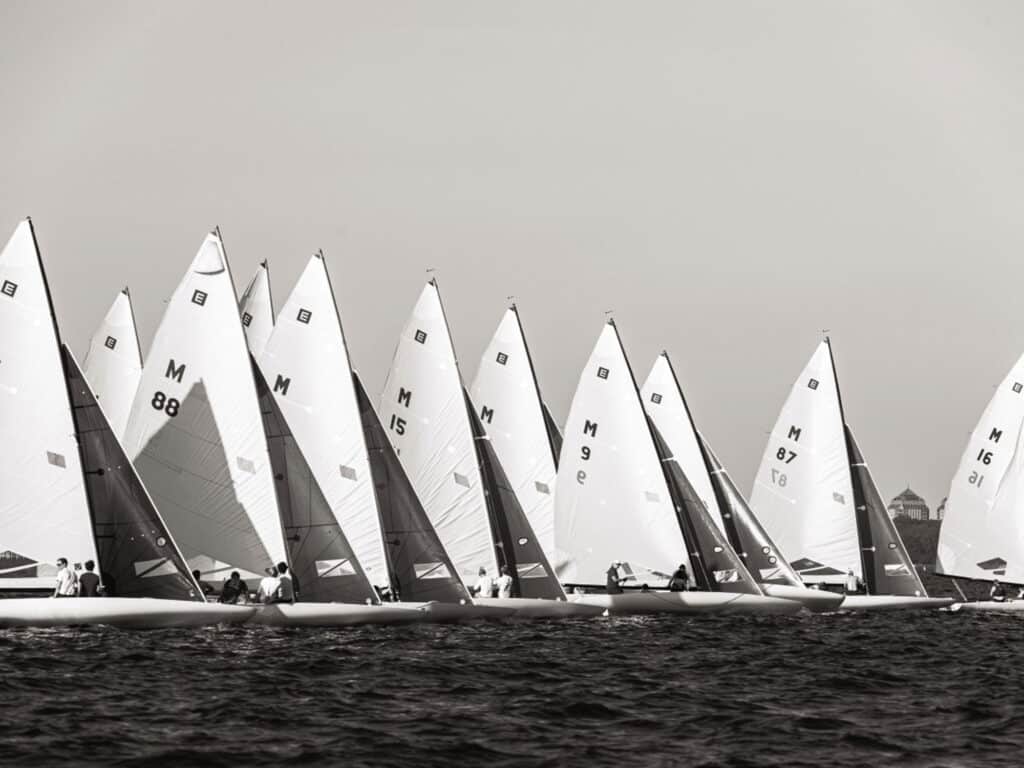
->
[134,379,272,581]
[355,373,471,604]
[63,347,199,600]
[465,391,565,600]
[254,362,378,604]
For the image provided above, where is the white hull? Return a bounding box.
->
[486,597,605,619]
[415,601,519,622]
[950,600,1024,613]
[249,602,426,627]
[762,584,845,612]
[569,591,802,616]
[839,595,953,612]
[0,598,254,629]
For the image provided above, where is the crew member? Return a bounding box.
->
[991,579,1007,603]
[79,560,101,597]
[606,561,625,594]
[472,567,494,598]
[192,569,215,597]
[53,558,77,598]
[844,568,860,595]
[668,564,690,592]
[257,566,280,604]
[219,572,249,604]
[275,562,295,604]
[495,565,514,598]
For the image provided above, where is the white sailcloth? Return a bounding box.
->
[380,281,498,580]
[259,253,388,586]
[0,220,99,577]
[238,261,274,357]
[122,232,287,579]
[938,352,1024,583]
[554,321,688,586]
[640,353,722,530]
[469,306,559,565]
[83,288,143,439]
[750,340,860,581]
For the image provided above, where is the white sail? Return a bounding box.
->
[259,253,388,587]
[0,220,99,579]
[938,352,1024,582]
[554,321,688,586]
[640,353,722,529]
[122,232,287,579]
[380,281,498,580]
[83,288,143,439]
[238,261,274,357]
[469,306,559,565]
[750,340,860,581]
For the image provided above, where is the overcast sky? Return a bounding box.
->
[2,1,1022,509]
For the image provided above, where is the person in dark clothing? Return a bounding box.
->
[606,561,624,595]
[79,560,101,597]
[991,579,1007,603]
[219,572,249,604]
[668,564,690,592]
[192,569,215,597]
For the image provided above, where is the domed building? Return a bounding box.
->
[887,487,930,521]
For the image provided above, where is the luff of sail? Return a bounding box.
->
[253,359,379,604]
[239,260,274,357]
[354,372,471,604]
[258,253,388,587]
[937,352,1024,583]
[465,389,565,599]
[469,305,560,567]
[83,287,143,440]
[63,345,201,601]
[845,425,926,596]
[0,219,98,586]
[554,321,689,587]
[750,340,860,583]
[379,281,499,580]
[122,231,288,581]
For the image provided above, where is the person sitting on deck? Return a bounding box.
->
[257,566,281,604]
[472,567,494,599]
[606,561,625,595]
[274,562,295,604]
[78,560,101,597]
[495,565,514,598]
[192,569,215,597]
[219,572,250,604]
[668,564,690,592]
[844,568,860,595]
[990,579,1007,603]
[52,558,78,598]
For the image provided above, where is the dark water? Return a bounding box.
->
[2,611,1022,767]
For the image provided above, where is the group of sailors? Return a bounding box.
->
[52,558,103,598]
[193,563,297,605]
[470,565,515,599]
[988,579,1024,603]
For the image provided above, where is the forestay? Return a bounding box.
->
[937,352,1024,583]
[380,281,498,580]
[554,321,688,587]
[238,261,274,357]
[64,346,200,601]
[83,288,143,440]
[122,232,287,580]
[750,340,860,582]
[470,306,559,566]
[258,254,388,587]
[0,220,99,580]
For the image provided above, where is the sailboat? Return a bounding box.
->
[0,219,252,628]
[122,230,290,586]
[470,304,560,569]
[937,352,1024,612]
[554,320,800,615]
[83,287,143,440]
[750,339,951,611]
[251,253,473,624]
[642,352,843,611]
[238,260,274,358]
[380,281,602,618]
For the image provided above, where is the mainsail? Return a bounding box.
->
[937,352,1024,583]
[64,346,200,601]
[554,321,689,587]
[238,260,274,357]
[354,372,471,603]
[379,281,499,580]
[83,288,143,440]
[122,231,287,580]
[258,253,388,587]
[253,360,378,604]
[750,340,860,582]
[469,305,560,566]
[0,220,99,582]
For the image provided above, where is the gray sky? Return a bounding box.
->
[2,1,1022,510]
